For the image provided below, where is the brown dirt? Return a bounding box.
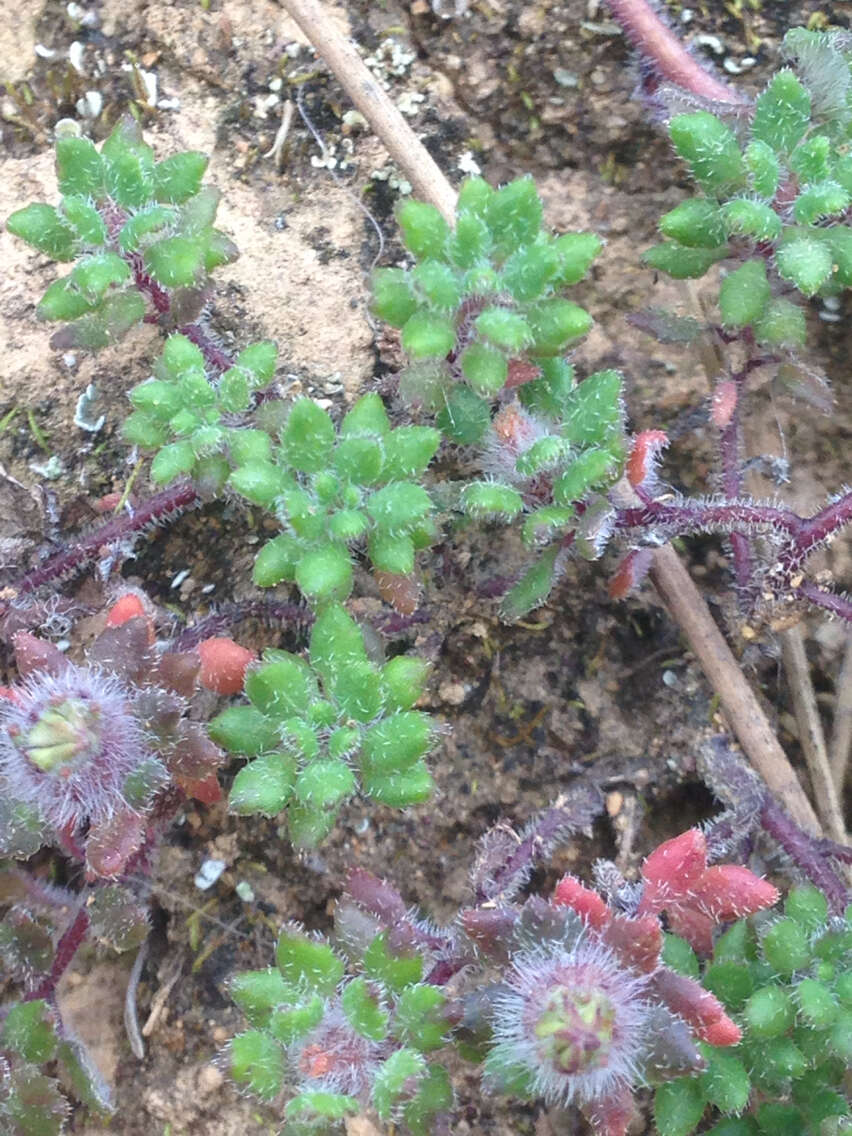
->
[1,0,850,1133]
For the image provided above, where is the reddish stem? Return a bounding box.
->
[603,0,747,105]
[5,482,200,604]
[178,322,235,376]
[718,371,753,601]
[26,905,90,1003]
[793,582,852,625]
[616,498,802,538]
[761,796,850,914]
[788,492,852,566]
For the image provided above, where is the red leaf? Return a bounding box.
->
[177,773,222,805]
[608,548,654,600]
[374,570,421,616]
[651,967,741,1047]
[553,876,611,929]
[693,864,779,921]
[12,632,70,678]
[639,828,707,913]
[665,905,717,956]
[85,808,147,879]
[603,913,663,973]
[627,429,668,491]
[106,593,154,643]
[584,1083,636,1136]
[197,637,255,695]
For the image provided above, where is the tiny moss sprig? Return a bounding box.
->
[209,603,435,846]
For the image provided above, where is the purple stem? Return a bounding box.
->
[4,482,200,604]
[718,372,753,601]
[793,582,852,625]
[172,599,312,650]
[616,498,802,538]
[178,322,235,376]
[603,0,747,105]
[26,905,90,1004]
[761,795,850,914]
[477,789,604,904]
[787,492,852,567]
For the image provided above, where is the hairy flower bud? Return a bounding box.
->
[0,666,153,834]
[487,938,650,1112]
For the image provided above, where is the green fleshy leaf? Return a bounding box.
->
[294,545,353,604]
[643,241,727,279]
[277,930,344,994]
[776,235,833,296]
[460,481,524,520]
[229,1030,284,1099]
[402,310,456,358]
[669,112,746,195]
[55,136,104,197]
[341,977,389,1040]
[229,753,296,815]
[397,199,451,259]
[660,200,727,248]
[209,705,280,756]
[436,385,490,444]
[552,231,602,284]
[461,342,508,395]
[371,267,418,326]
[230,967,297,1031]
[144,235,204,287]
[500,546,560,621]
[281,398,336,473]
[752,70,811,153]
[719,259,771,328]
[7,203,76,260]
[720,198,782,242]
[654,1077,707,1136]
[475,307,531,351]
[153,151,209,203]
[61,195,108,245]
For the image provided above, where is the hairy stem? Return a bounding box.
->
[602,0,747,104]
[26,904,90,1004]
[794,582,852,625]
[177,322,235,375]
[761,796,850,914]
[172,599,312,650]
[3,482,200,606]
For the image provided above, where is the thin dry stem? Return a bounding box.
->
[830,629,852,792]
[779,624,846,842]
[278,0,456,222]
[280,0,820,835]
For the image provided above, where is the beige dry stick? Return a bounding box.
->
[279,0,820,833]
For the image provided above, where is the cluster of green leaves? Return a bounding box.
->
[656,886,852,1136]
[228,925,450,1135]
[209,605,434,846]
[129,338,439,606]
[647,28,852,343]
[462,367,625,621]
[372,175,601,445]
[0,999,111,1134]
[6,118,236,350]
[372,177,626,619]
